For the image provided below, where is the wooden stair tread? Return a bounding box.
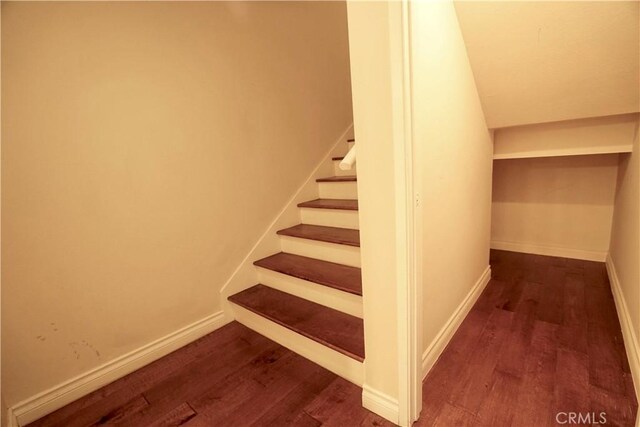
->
[228,284,365,361]
[254,252,362,295]
[277,224,360,247]
[297,199,358,211]
[316,176,357,183]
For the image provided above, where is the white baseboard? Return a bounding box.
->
[219,123,354,312]
[491,240,606,262]
[362,384,399,425]
[421,265,492,379]
[9,311,230,426]
[605,255,640,409]
[6,409,17,427]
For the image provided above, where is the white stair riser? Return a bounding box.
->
[279,236,361,267]
[318,181,358,199]
[333,160,357,176]
[300,208,359,230]
[231,304,364,386]
[257,269,363,318]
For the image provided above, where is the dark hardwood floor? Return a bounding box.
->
[28,321,390,427]
[418,250,638,426]
[29,250,637,426]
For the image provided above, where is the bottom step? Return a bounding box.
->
[228,285,364,385]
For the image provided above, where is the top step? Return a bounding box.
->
[316,176,357,183]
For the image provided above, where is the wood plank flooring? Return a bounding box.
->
[27,322,388,427]
[418,250,638,426]
[29,250,636,426]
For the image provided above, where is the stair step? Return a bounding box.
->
[332,156,345,161]
[347,138,355,143]
[316,176,357,183]
[228,284,365,361]
[277,224,359,247]
[319,180,357,200]
[254,252,362,296]
[297,199,358,211]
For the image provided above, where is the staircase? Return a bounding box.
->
[227,138,364,385]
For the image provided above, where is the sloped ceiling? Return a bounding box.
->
[454,1,640,129]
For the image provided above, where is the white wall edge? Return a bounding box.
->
[490,240,607,262]
[9,311,231,426]
[362,384,400,425]
[219,123,354,311]
[493,144,633,160]
[421,265,491,379]
[605,254,640,420]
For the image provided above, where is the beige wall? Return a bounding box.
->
[1,1,352,406]
[411,1,494,356]
[492,154,621,262]
[455,1,640,128]
[609,116,640,361]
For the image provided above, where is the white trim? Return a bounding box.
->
[493,144,633,160]
[421,266,492,379]
[362,385,400,424]
[387,0,421,424]
[9,311,230,426]
[605,255,640,412]
[6,409,17,427]
[219,124,354,310]
[490,240,606,262]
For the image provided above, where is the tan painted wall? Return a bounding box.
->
[1,1,352,406]
[492,144,623,261]
[346,0,399,411]
[411,1,494,355]
[609,116,640,356]
[455,1,640,128]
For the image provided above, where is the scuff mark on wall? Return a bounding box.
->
[69,340,102,360]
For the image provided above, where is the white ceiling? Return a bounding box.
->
[454,1,640,129]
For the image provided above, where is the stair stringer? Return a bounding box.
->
[219,123,354,315]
